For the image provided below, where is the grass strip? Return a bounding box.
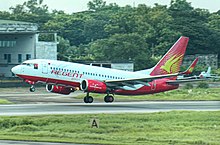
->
[0,99,13,104]
[0,111,219,144]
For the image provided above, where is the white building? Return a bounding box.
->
[0,20,57,77]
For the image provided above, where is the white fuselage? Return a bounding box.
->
[12,59,150,89]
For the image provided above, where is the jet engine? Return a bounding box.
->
[80,79,107,93]
[46,84,73,95]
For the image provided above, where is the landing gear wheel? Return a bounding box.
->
[88,96,93,103]
[104,95,114,103]
[30,85,35,92]
[84,96,93,103]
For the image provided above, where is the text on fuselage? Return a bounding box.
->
[51,70,83,78]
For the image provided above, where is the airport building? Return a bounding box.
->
[0,20,57,77]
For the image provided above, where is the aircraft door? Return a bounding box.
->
[42,62,48,74]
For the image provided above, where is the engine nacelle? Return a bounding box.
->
[80,79,107,93]
[46,84,73,95]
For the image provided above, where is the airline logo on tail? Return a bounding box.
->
[160,54,183,74]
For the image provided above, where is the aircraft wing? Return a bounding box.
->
[105,73,179,88]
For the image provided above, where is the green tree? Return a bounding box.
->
[87,0,106,11]
[168,0,218,55]
[89,33,151,70]
[9,0,51,28]
[137,4,180,56]
[0,11,11,19]
[57,36,71,61]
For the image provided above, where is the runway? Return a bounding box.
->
[0,101,219,116]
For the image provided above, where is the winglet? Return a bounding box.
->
[180,57,198,75]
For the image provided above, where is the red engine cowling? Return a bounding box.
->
[46,84,73,95]
[80,80,107,93]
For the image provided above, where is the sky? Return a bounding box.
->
[0,0,219,13]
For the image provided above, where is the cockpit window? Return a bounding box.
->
[21,63,37,68]
[21,63,31,66]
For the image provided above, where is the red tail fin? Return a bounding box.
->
[150,36,189,76]
[180,57,198,75]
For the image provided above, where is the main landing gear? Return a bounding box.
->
[104,95,114,103]
[30,85,36,92]
[83,93,114,103]
[84,93,94,103]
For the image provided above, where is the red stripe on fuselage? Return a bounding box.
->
[16,74,80,87]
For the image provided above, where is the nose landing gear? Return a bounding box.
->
[25,80,36,92]
[30,85,36,92]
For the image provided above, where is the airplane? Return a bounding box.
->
[180,57,198,75]
[199,67,220,79]
[176,57,198,80]
[11,36,202,103]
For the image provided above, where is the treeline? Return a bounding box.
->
[0,0,220,70]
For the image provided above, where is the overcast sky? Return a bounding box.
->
[0,0,219,13]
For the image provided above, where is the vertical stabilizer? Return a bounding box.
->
[150,36,189,76]
[207,66,211,74]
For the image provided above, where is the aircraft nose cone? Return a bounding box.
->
[11,65,20,74]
